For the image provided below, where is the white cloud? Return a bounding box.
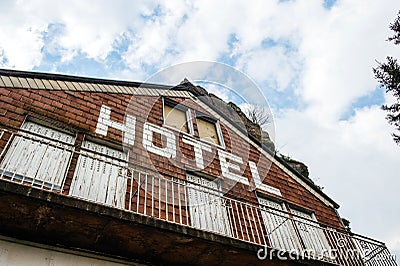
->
[0,0,46,68]
[0,0,158,69]
[236,46,302,92]
[297,0,400,121]
[201,83,231,102]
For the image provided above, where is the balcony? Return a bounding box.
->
[0,126,396,266]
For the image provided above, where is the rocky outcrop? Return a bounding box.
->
[284,158,310,178]
[179,80,322,189]
[180,80,275,151]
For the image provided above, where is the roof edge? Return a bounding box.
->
[0,68,174,90]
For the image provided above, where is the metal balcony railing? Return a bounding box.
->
[0,127,396,266]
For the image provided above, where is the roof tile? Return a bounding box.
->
[105,84,117,93]
[113,85,124,94]
[56,81,70,90]
[9,76,23,88]
[77,82,90,91]
[64,81,77,91]
[98,84,111,92]
[89,83,102,92]
[71,81,83,91]
[49,79,62,90]
[108,85,119,93]
[26,78,38,89]
[83,83,95,92]
[122,86,134,94]
[33,78,45,89]
[164,90,174,97]
[116,85,128,94]
[137,87,147,95]
[0,76,5,87]
[41,79,53,89]
[146,88,158,96]
[18,77,30,88]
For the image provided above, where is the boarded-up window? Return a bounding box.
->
[290,208,331,257]
[69,140,127,208]
[197,118,220,145]
[258,197,303,252]
[0,121,74,190]
[186,174,232,236]
[164,105,189,133]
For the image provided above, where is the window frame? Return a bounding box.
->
[288,205,332,259]
[185,172,232,236]
[257,194,332,259]
[69,136,129,208]
[162,97,194,136]
[0,117,76,191]
[194,110,225,149]
[256,195,303,252]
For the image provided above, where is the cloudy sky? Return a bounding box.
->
[1,0,399,261]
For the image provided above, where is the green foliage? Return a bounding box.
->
[341,218,352,232]
[245,104,271,128]
[279,154,292,162]
[388,11,400,44]
[278,153,325,190]
[374,11,400,145]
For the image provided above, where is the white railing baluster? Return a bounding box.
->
[60,144,74,194]
[0,132,15,170]
[0,135,11,181]
[172,181,175,223]
[234,201,244,241]
[239,201,250,242]
[165,178,168,221]
[254,207,267,246]
[184,180,189,225]
[178,182,182,225]
[229,199,238,239]
[158,176,161,219]
[151,175,154,217]
[250,205,261,244]
[144,173,148,216]
[129,171,133,211]
[137,172,141,214]
[245,204,255,243]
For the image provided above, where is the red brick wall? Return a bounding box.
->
[0,87,343,230]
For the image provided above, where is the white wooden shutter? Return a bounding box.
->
[186,174,232,236]
[290,208,331,256]
[0,121,74,190]
[69,140,127,209]
[258,197,303,252]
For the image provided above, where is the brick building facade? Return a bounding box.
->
[0,69,396,265]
